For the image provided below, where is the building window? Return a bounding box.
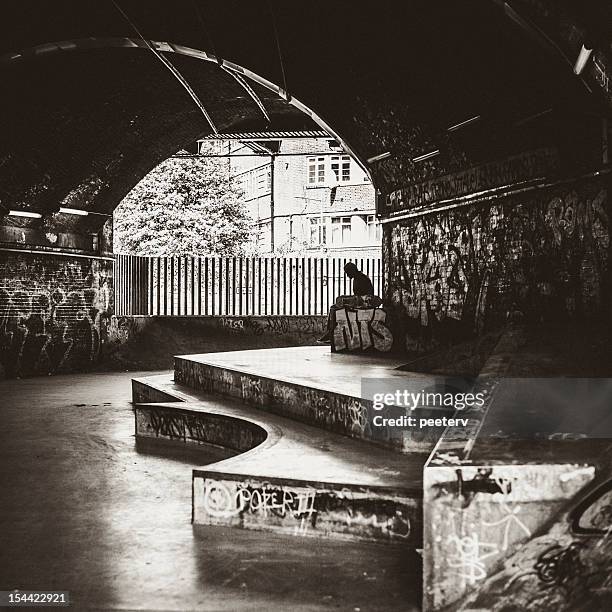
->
[257,167,268,192]
[331,155,351,182]
[239,164,271,199]
[331,216,352,245]
[258,221,271,247]
[366,215,380,242]
[308,155,352,185]
[309,217,327,245]
[308,157,326,184]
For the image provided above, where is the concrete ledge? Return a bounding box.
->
[174,346,437,454]
[132,377,180,404]
[132,373,425,544]
[194,474,416,543]
[136,403,267,455]
[422,461,598,610]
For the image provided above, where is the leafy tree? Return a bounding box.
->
[114,148,252,256]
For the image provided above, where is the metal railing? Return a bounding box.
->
[114,254,382,316]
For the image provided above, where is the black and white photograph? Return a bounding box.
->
[1,1,611,610]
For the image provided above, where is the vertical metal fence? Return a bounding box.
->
[114,254,150,316]
[114,254,382,316]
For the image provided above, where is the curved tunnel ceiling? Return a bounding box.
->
[0,0,610,235]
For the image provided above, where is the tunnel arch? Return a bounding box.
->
[0,1,609,230]
[0,0,609,239]
[0,40,365,240]
[0,36,369,175]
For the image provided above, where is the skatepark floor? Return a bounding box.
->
[0,371,421,611]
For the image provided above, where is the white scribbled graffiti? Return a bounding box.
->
[446,511,499,585]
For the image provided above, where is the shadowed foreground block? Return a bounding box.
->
[420,332,612,611]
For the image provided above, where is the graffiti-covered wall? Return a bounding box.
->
[383,176,610,353]
[0,251,113,378]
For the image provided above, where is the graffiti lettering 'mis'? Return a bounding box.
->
[333,307,393,352]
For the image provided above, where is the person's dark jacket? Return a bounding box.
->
[353,271,374,296]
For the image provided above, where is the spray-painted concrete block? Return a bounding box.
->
[193,474,418,544]
[331,307,393,353]
[133,372,426,545]
[174,349,437,453]
[423,462,596,610]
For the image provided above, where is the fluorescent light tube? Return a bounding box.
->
[59,207,89,216]
[9,210,42,219]
[447,115,481,132]
[367,151,392,164]
[412,150,440,163]
[574,45,593,75]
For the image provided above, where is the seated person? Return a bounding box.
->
[319,262,381,342]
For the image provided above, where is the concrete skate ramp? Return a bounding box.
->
[133,373,425,544]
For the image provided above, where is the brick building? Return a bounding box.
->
[200,136,381,257]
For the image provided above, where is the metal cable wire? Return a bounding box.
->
[191,0,221,64]
[266,0,290,102]
[191,0,271,123]
[110,0,218,134]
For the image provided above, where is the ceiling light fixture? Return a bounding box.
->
[8,209,42,219]
[367,151,392,164]
[447,115,481,132]
[574,44,593,75]
[514,108,553,127]
[59,206,89,216]
[412,150,440,163]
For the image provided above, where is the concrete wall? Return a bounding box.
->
[0,250,113,378]
[421,326,612,610]
[0,305,326,378]
[109,315,326,345]
[199,315,326,339]
[423,460,606,611]
[108,314,152,345]
[104,315,327,371]
[383,175,610,353]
